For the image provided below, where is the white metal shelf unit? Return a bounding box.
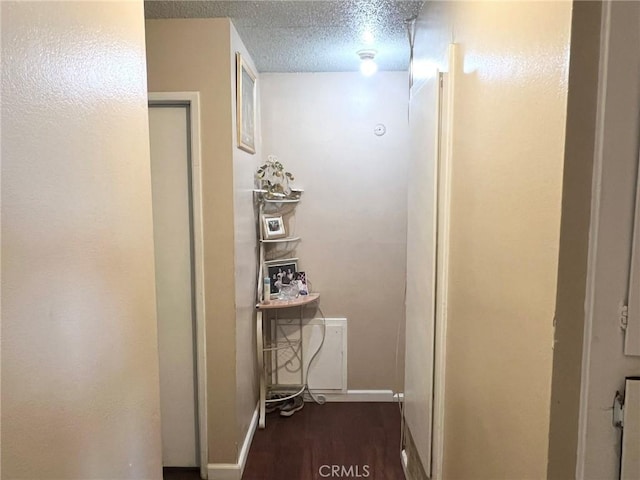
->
[254,189,304,301]
[254,189,321,428]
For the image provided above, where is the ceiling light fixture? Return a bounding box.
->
[357,49,378,76]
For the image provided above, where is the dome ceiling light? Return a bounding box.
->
[357,49,378,76]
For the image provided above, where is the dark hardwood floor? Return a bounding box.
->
[163,402,405,480]
[243,402,404,480]
[163,467,200,480]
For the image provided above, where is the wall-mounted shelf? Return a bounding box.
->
[253,188,304,203]
[257,293,320,310]
[260,236,301,244]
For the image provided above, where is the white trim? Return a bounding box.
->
[576,2,611,478]
[238,405,259,477]
[430,44,456,480]
[205,464,239,480]
[148,92,208,479]
[207,405,259,480]
[311,389,402,402]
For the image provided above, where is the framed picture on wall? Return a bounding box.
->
[236,52,256,154]
[261,214,286,240]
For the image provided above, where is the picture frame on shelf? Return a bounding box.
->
[293,271,308,295]
[261,214,286,240]
[236,52,256,154]
[266,259,298,296]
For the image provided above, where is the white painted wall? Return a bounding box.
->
[230,22,261,455]
[260,72,410,391]
[1,1,162,478]
[579,2,640,478]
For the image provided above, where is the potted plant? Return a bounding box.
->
[255,155,296,198]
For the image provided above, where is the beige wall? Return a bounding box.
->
[260,72,409,390]
[145,18,239,463]
[547,2,602,478]
[146,18,260,465]
[2,1,162,478]
[579,2,640,478]
[230,22,260,451]
[412,1,572,478]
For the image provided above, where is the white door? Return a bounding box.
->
[149,105,198,467]
[404,71,443,476]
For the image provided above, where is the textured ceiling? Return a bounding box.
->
[144,1,424,72]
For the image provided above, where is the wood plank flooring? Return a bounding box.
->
[243,402,404,480]
[163,467,200,480]
[163,402,404,480]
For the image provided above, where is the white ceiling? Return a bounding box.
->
[144,0,424,72]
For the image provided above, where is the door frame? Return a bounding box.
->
[576,0,640,476]
[402,43,455,480]
[149,92,208,479]
[431,43,457,480]
[575,2,609,475]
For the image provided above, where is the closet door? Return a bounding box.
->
[404,71,443,476]
[149,105,198,466]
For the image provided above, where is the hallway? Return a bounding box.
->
[6,1,640,479]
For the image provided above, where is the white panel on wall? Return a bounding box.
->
[271,318,347,392]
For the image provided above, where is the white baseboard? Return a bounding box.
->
[207,404,259,480]
[206,463,240,480]
[238,404,259,476]
[306,389,404,402]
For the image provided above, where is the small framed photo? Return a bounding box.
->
[236,52,256,154]
[266,259,298,296]
[262,214,286,240]
[294,271,308,295]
